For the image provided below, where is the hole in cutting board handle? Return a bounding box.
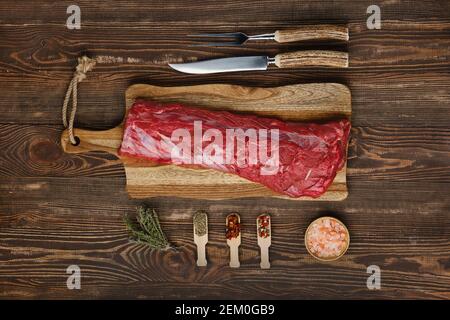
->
[71,136,81,146]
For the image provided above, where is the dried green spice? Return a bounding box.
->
[124,206,172,250]
[193,210,208,236]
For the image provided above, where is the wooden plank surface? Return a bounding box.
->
[0,0,449,299]
[61,83,350,201]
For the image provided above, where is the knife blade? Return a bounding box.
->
[169,50,348,74]
[170,56,269,74]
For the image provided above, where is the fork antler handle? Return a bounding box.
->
[274,50,348,68]
[274,25,349,43]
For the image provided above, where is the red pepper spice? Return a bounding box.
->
[226,214,240,240]
[258,215,271,238]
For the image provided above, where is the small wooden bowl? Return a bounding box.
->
[305,216,350,262]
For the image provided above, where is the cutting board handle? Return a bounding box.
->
[61,127,123,155]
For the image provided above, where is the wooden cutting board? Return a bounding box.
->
[61,83,351,201]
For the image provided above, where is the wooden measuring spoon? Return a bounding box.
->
[257,214,271,269]
[226,213,241,268]
[193,211,208,267]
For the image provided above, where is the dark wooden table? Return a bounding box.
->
[0,0,449,299]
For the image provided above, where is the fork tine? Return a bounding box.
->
[189,42,242,47]
[188,33,241,38]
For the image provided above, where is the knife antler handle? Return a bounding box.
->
[274,50,348,68]
[274,25,349,43]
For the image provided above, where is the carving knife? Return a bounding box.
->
[169,50,348,74]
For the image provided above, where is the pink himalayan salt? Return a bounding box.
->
[306,217,348,259]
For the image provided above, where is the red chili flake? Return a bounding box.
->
[258,215,271,238]
[226,214,240,239]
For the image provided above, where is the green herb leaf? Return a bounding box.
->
[124,206,172,250]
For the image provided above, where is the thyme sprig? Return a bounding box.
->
[125,206,172,250]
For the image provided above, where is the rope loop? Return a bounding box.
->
[62,56,96,145]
